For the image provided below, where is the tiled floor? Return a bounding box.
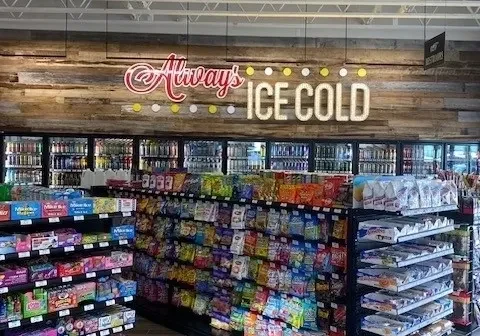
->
[126,317,184,336]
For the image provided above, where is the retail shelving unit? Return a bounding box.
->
[106,185,351,336]
[349,206,458,336]
[0,209,137,336]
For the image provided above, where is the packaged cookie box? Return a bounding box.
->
[48,285,78,312]
[28,263,57,282]
[105,251,133,269]
[57,259,85,277]
[93,198,118,214]
[0,265,28,287]
[0,204,10,221]
[41,200,68,218]
[117,198,136,212]
[55,229,82,247]
[31,231,58,251]
[10,201,41,220]
[83,255,107,273]
[67,198,94,216]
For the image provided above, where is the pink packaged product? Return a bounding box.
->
[28,262,57,282]
[30,231,58,251]
[55,229,82,248]
[83,255,107,273]
[105,251,133,269]
[15,234,31,253]
[5,327,57,336]
[74,282,96,302]
[117,199,136,212]
[0,265,28,287]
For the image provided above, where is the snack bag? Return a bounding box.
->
[311,183,325,207]
[244,231,257,256]
[332,216,347,241]
[245,205,257,229]
[289,211,305,237]
[296,184,316,205]
[266,209,280,235]
[255,234,269,259]
[255,207,268,232]
[304,213,320,241]
[278,185,297,204]
[231,204,246,230]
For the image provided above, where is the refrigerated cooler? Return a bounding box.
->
[358,143,397,175]
[402,143,442,177]
[139,139,178,172]
[94,138,133,170]
[3,136,43,185]
[314,143,352,174]
[184,140,222,173]
[227,141,266,174]
[49,137,88,188]
[270,142,309,171]
[446,143,479,174]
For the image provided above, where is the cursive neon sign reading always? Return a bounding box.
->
[124,53,245,102]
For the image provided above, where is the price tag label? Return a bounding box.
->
[62,276,73,283]
[334,208,342,214]
[86,272,96,279]
[100,330,110,336]
[172,192,178,196]
[86,333,95,336]
[74,215,85,221]
[0,255,5,261]
[48,217,60,223]
[331,303,338,309]
[18,251,30,258]
[317,302,325,308]
[211,196,217,199]
[105,299,115,306]
[20,219,32,226]
[297,204,305,209]
[330,326,338,332]
[8,321,21,328]
[64,246,75,252]
[84,244,94,249]
[252,199,258,204]
[99,242,109,248]
[84,304,94,311]
[188,194,194,197]
[99,214,108,219]
[266,201,272,205]
[124,324,134,330]
[0,287,8,294]
[124,296,133,302]
[332,242,340,248]
[112,327,123,334]
[122,212,131,217]
[240,198,246,203]
[200,195,205,199]
[332,273,340,279]
[180,193,185,196]
[280,203,287,207]
[31,316,43,323]
[318,274,326,280]
[225,197,231,201]
[39,249,50,256]
[312,206,320,211]
[111,268,121,274]
[35,280,47,288]
[119,240,128,245]
[59,309,70,317]
[332,215,339,221]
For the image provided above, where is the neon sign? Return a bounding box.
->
[124,53,245,102]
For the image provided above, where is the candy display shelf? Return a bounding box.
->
[361,308,454,336]
[0,211,133,228]
[0,238,131,262]
[360,247,455,268]
[108,186,350,215]
[358,224,455,243]
[0,295,134,330]
[86,323,135,336]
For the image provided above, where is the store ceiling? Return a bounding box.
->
[0,0,479,40]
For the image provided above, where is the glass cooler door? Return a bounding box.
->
[4,136,43,185]
[139,139,178,172]
[446,144,470,174]
[94,138,133,170]
[402,143,442,177]
[49,137,88,188]
[358,143,397,175]
[314,143,352,174]
[468,144,479,174]
[227,141,266,174]
[270,142,309,172]
[184,140,223,173]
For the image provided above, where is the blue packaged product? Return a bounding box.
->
[111,225,135,240]
[0,235,16,255]
[68,199,94,216]
[10,201,41,220]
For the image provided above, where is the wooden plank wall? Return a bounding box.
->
[0,31,479,140]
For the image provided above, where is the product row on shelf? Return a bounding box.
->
[0,194,139,336]
[3,135,479,186]
[107,184,349,336]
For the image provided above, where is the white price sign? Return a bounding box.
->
[0,255,5,261]
[99,214,108,219]
[59,309,70,317]
[124,296,133,302]
[20,219,32,226]
[18,251,30,258]
[124,324,134,330]
[62,276,73,283]
[0,287,8,294]
[48,217,60,223]
[100,330,110,336]
[122,212,132,217]
[8,321,20,328]
[30,316,43,323]
[99,242,109,247]
[39,249,50,256]
[112,327,123,334]
[119,240,128,245]
[74,215,85,221]
[86,272,97,279]
[64,246,75,252]
[35,280,47,288]
[111,268,121,274]
[84,304,94,311]
[83,244,94,249]
[105,299,115,306]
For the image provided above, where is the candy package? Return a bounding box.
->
[289,211,305,237]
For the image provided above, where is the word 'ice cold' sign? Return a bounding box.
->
[247,82,370,122]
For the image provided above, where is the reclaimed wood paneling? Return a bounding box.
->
[0,31,479,140]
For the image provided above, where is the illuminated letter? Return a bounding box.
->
[274,82,289,120]
[350,83,370,122]
[255,82,274,120]
[295,83,314,121]
[335,83,349,121]
[247,81,253,119]
[314,84,334,121]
